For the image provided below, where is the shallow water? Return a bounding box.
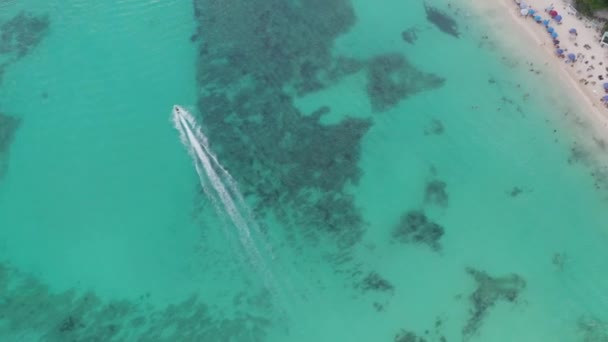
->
[1,0,608,341]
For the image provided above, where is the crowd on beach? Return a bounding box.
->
[514,0,608,107]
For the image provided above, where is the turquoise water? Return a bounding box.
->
[1,0,608,341]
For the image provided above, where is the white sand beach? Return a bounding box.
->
[465,0,608,136]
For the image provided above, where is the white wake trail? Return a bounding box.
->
[172,105,278,291]
[177,111,253,245]
[177,106,277,260]
[172,112,222,215]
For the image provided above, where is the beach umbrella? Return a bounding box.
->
[568,53,576,61]
[520,8,529,16]
[543,19,550,26]
[569,28,577,34]
[603,83,608,89]
[550,10,558,17]
[556,48,564,55]
[602,95,608,102]
[551,32,558,39]
[534,15,542,22]
[555,15,562,22]
[529,9,536,15]
[547,27,555,33]
[520,2,528,9]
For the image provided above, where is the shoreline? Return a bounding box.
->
[463,0,608,139]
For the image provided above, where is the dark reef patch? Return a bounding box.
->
[394,317,447,342]
[192,0,375,249]
[577,316,608,341]
[192,0,447,252]
[0,11,49,85]
[366,53,444,112]
[0,11,50,59]
[552,252,566,271]
[508,186,523,197]
[0,62,5,84]
[58,316,85,333]
[568,143,592,166]
[0,112,19,154]
[358,271,394,293]
[392,210,444,251]
[326,56,365,84]
[394,330,427,342]
[463,267,526,339]
[424,118,444,136]
[0,263,273,341]
[566,142,608,193]
[424,3,459,38]
[401,27,418,44]
[0,112,20,177]
[193,0,357,92]
[424,179,448,207]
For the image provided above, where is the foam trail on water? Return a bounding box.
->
[172,105,278,292]
[172,113,224,216]
[173,112,249,266]
[178,106,278,260]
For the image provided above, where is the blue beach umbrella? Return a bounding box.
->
[603,82,608,89]
[556,48,564,55]
[528,9,536,15]
[568,53,576,61]
[547,27,555,33]
[520,2,527,9]
[602,95,608,102]
[534,15,542,22]
[569,28,577,34]
[555,15,562,22]
[543,19,550,26]
[551,32,558,39]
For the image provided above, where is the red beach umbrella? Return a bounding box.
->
[549,10,558,17]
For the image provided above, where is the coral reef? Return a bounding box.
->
[577,316,608,342]
[358,272,394,292]
[508,186,523,197]
[0,9,49,95]
[394,316,448,342]
[191,0,374,249]
[392,210,444,251]
[0,263,273,341]
[0,113,20,154]
[192,0,357,91]
[568,143,592,165]
[552,252,567,271]
[401,27,418,44]
[394,330,427,342]
[366,53,444,112]
[191,0,446,250]
[424,119,444,136]
[0,113,20,177]
[424,3,459,38]
[567,142,608,193]
[462,267,526,339]
[0,12,48,174]
[0,11,50,59]
[424,179,448,207]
